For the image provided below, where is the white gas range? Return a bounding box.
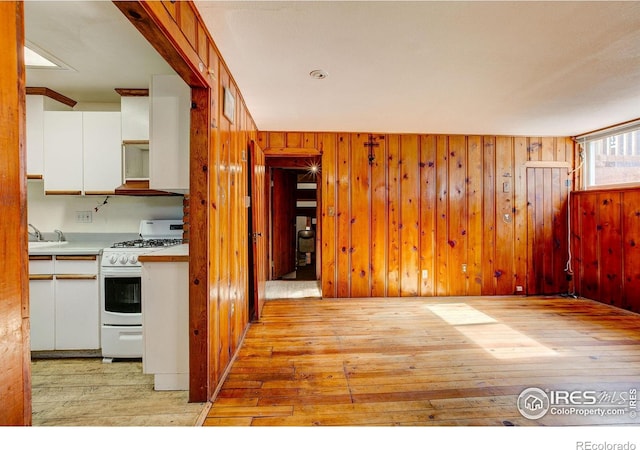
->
[101,219,184,362]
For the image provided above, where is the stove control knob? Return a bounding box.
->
[109,254,118,264]
[120,255,128,264]
[129,255,138,264]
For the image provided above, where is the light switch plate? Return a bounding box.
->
[75,211,92,223]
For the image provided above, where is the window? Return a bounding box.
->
[579,121,640,188]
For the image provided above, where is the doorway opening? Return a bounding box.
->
[265,157,322,300]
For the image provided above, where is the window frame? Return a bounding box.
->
[577,119,640,190]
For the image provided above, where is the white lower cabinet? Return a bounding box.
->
[29,279,55,350]
[54,277,100,350]
[28,254,100,351]
[29,257,55,351]
[142,260,189,390]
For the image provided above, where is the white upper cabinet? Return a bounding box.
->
[149,74,190,194]
[43,111,122,195]
[26,95,46,178]
[43,111,84,194]
[26,94,72,179]
[83,112,122,194]
[121,96,149,141]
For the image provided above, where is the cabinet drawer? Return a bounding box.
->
[29,255,54,275]
[54,255,98,274]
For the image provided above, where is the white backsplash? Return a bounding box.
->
[27,180,183,233]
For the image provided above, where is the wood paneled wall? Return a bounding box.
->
[571,187,640,313]
[0,1,31,425]
[116,1,258,402]
[259,132,577,298]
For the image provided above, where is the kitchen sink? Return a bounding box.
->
[28,241,69,249]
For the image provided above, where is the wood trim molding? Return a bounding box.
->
[114,180,180,196]
[265,157,321,169]
[55,274,97,280]
[520,161,572,178]
[27,174,43,180]
[138,255,189,263]
[84,191,115,196]
[113,1,209,88]
[28,275,54,281]
[264,147,322,157]
[115,88,149,96]
[573,184,640,195]
[522,161,571,168]
[55,255,97,261]
[25,87,76,108]
[44,190,82,196]
[28,255,53,261]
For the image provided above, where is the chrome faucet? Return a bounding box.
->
[54,229,65,242]
[28,223,43,241]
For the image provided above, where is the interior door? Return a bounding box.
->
[527,166,570,295]
[271,168,297,279]
[248,141,267,320]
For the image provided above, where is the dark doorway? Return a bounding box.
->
[267,160,320,282]
[271,168,298,279]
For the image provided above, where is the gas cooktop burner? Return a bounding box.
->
[111,239,184,249]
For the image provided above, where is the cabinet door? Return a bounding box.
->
[121,96,149,141]
[83,112,122,194]
[26,95,45,178]
[43,111,83,194]
[29,277,55,351]
[142,262,189,376]
[149,74,190,193]
[54,257,100,350]
[29,256,55,351]
[54,277,100,350]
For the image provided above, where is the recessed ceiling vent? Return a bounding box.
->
[309,69,328,80]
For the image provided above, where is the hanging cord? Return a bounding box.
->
[563,144,585,297]
[94,196,109,213]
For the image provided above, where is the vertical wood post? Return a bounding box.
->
[0,1,31,425]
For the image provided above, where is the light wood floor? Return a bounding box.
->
[265,279,321,300]
[31,358,206,426]
[203,295,640,426]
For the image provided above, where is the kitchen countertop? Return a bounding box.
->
[28,232,138,256]
[28,241,110,256]
[138,243,189,262]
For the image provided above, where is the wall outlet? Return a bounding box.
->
[422,269,428,279]
[461,264,467,273]
[516,285,524,293]
[76,210,92,223]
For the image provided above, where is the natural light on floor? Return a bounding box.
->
[426,303,557,359]
[265,280,322,299]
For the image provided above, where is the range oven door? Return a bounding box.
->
[101,270,142,326]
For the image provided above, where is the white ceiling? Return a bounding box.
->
[24,1,175,104]
[25,1,640,137]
